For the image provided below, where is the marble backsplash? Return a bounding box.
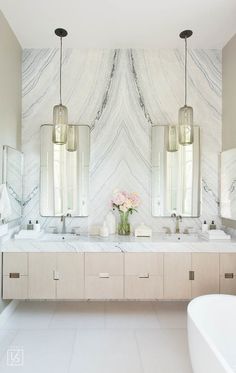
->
[22,49,222,233]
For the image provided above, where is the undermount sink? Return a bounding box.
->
[161,233,199,242]
[40,233,80,241]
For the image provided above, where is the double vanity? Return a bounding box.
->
[2,233,236,301]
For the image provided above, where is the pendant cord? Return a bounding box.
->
[184,36,187,106]
[59,36,62,105]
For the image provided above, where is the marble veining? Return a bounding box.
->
[2,235,236,253]
[22,49,222,232]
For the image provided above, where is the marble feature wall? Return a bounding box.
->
[22,49,222,233]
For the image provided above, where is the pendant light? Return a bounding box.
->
[167,125,179,152]
[178,30,194,146]
[52,28,68,145]
[66,125,77,152]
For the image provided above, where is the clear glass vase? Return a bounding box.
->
[118,211,130,235]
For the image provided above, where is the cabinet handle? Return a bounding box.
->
[99,273,110,278]
[138,273,150,279]
[189,271,194,281]
[9,273,20,279]
[53,270,60,280]
[225,273,234,279]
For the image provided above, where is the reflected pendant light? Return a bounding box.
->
[66,125,77,152]
[52,28,68,145]
[178,30,194,146]
[167,125,179,152]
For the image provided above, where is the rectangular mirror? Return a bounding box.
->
[2,146,24,221]
[221,148,236,220]
[40,124,90,217]
[152,125,200,217]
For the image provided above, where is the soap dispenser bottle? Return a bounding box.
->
[209,220,216,230]
[201,220,209,232]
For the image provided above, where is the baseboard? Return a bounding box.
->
[0,300,19,327]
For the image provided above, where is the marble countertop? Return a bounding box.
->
[1,233,236,253]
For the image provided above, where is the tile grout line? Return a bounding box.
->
[133,329,145,373]
[66,328,78,373]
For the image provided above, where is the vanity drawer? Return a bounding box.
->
[125,253,163,276]
[125,275,163,299]
[3,253,28,276]
[3,275,28,299]
[85,253,123,276]
[85,276,123,299]
[220,253,236,295]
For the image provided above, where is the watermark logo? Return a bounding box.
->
[7,347,24,366]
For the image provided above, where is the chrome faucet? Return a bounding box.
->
[61,213,72,234]
[171,213,182,234]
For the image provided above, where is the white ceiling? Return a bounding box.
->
[0,0,236,49]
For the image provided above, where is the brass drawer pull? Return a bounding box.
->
[225,273,234,279]
[53,270,60,280]
[189,271,194,281]
[99,273,110,278]
[9,273,20,279]
[138,273,150,279]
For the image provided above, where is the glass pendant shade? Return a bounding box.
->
[167,125,179,152]
[52,104,68,144]
[66,125,77,152]
[178,30,194,146]
[178,105,194,145]
[52,29,69,145]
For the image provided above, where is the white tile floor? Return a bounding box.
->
[0,301,193,373]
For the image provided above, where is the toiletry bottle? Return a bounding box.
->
[100,221,109,237]
[201,220,209,232]
[209,220,216,230]
[27,220,34,230]
[105,211,116,235]
[33,220,41,232]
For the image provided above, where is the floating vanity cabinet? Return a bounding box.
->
[191,253,219,297]
[164,253,191,299]
[124,253,163,299]
[56,253,84,299]
[3,253,28,299]
[28,253,85,299]
[28,253,56,299]
[85,253,124,299]
[220,254,236,295]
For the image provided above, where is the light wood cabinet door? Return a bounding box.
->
[56,253,84,299]
[191,253,219,298]
[3,253,28,299]
[3,276,28,299]
[85,253,123,276]
[3,253,28,275]
[220,254,236,295]
[85,253,123,299]
[124,253,163,299]
[164,253,191,299]
[28,253,56,299]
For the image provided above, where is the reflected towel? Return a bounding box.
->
[0,184,12,221]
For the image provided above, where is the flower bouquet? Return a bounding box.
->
[111,190,140,235]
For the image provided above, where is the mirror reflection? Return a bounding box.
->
[152,125,200,217]
[40,124,90,217]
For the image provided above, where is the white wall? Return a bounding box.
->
[222,34,236,229]
[0,10,22,312]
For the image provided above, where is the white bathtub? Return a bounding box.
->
[188,295,236,373]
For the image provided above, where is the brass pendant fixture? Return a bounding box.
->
[66,125,77,152]
[167,125,179,152]
[52,28,68,145]
[178,29,194,146]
